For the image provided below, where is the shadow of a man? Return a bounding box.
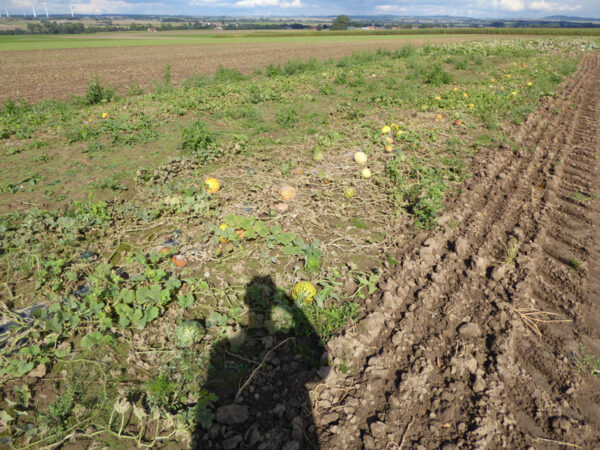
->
[195,275,326,449]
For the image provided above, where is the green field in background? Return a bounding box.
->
[1,28,599,51]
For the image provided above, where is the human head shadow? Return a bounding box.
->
[194,275,326,449]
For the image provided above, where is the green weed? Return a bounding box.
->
[575,345,600,377]
[179,120,219,163]
[85,77,115,105]
[276,106,299,127]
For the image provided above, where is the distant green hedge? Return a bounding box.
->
[209,28,600,39]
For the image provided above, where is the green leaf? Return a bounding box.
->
[159,288,172,305]
[117,316,130,329]
[136,286,150,304]
[144,306,159,323]
[244,229,257,240]
[206,311,227,327]
[269,225,282,236]
[0,410,14,425]
[131,309,143,323]
[282,244,300,256]
[81,331,104,349]
[196,280,209,290]
[178,293,195,308]
[119,288,135,304]
[100,317,113,330]
[293,236,306,247]
[54,342,71,358]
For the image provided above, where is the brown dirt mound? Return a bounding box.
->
[313,51,600,449]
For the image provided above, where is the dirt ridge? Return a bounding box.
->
[313,51,600,449]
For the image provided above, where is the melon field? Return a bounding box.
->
[1,35,600,449]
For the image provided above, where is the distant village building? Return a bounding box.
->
[147,27,157,32]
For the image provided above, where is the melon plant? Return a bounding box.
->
[175,321,205,348]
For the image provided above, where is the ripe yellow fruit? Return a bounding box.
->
[344,187,355,198]
[279,186,297,201]
[434,95,441,100]
[292,281,317,304]
[361,168,372,179]
[354,151,368,165]
[313,151,324,162]
[434,114,443,122]
[527,82,533,86]
[396,130,405,137]
[384,144,393,152]
[205,177,220,194]
[383,136,394,145]
[463,92,468,98]
[381,125,391,134]
[468,103,475,108]
[101,112,108,119]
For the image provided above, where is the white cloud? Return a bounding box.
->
[492,0,524,11]
[375,4,407,12]
[233,0,302,7]
[529,0,581,11]
[190,0,217,4]
[70,0,143,14]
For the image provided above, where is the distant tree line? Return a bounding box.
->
[0,20,325,35]
[26,21,85,34]
[0,16,597,36]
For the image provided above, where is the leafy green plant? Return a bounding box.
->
[424,64,453,86]
[213,66,245,83]
[302,301,359,342]
[576,345,600,377]
[503,236,520,265]
[179,120,219,163]
[85,77,115,105]
[276,106,299,127]
[353,272,379,300]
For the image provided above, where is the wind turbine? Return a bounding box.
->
[5,8,9,17]
[32,3,37,18]
[70,5,74,17]
[45,3,49,18]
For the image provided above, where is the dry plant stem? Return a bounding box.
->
[512,307,572,338]
[235,336,295,402]
[533,436,582,448]
[399,416,415,449]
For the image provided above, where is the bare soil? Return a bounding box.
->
[302,51,600,449]
[0,35,525,104]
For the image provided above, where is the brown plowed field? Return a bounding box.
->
[301,52,600,448]
[1,35,527,104]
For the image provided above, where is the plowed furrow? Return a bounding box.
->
[314,51,600,449]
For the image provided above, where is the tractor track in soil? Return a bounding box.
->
[314,51,600,449]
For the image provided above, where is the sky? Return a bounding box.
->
[2,0,599,19]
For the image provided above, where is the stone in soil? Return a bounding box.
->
[216,404,249,425]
